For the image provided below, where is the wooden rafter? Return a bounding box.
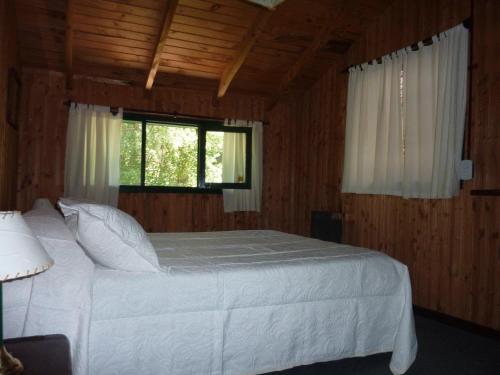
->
[269,1,348,106]
[145,0,179,90]
[65,0,74,89]
[217,8,273,98]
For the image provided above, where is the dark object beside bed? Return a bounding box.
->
[311,211,342,243]
[4,335,72,375]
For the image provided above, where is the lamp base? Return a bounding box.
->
[0,345,23,375]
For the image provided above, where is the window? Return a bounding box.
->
[342,23,468,199]
[119,112,252,193]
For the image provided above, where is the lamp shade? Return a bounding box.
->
[0,211,54,281]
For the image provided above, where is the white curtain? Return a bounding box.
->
[64,103,123,206]
[342,54,404,196]
[342,24,468,199]
[222,128,247,185]
[223,119,263,212]
[402,25,469,198]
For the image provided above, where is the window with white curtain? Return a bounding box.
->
[342,23,469,199]
[119,113,263,212]
[119,112,253,193]
[222,119,263,213]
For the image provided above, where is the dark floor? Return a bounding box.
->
[267,312,500,375]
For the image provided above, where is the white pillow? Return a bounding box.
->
[32,198,55,210]
[58,197,96,235]
[58,201,160,272]
[24,206,75,242]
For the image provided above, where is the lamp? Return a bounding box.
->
[0,211,54,375]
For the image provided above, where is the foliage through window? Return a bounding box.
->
[119,112,252,193]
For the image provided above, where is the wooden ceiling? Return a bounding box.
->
[14,0,394,97]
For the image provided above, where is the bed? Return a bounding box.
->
[4,206,417,375]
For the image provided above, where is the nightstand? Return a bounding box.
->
[4,335,72,375]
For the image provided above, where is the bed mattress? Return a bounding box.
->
[89,230,417,375]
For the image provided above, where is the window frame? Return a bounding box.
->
[119,112,252,194]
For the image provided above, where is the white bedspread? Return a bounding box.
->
[90,230,417,375]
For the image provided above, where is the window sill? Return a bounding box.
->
[120,186,223,194]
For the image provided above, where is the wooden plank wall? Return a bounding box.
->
[0,1,18,210]
[16,66,346,236]
[270,0,499,330]
[266,64,346,236]
[16,69,297,233]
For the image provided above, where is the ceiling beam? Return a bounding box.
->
[65,0,74,89]
[145,0,179,90]
[217,8,272,98]
[268,1,348,107]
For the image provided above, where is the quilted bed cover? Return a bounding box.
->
[90,230,417,375]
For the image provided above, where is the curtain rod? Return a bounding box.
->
[63,101,268,125]
[63,100,121,116]
[342,18,472,73]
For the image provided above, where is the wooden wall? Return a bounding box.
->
[270,0,499,330]
[0,0,18,210]
[17,70,298,233]
[16,65,347,236]
[266,65,346,236]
